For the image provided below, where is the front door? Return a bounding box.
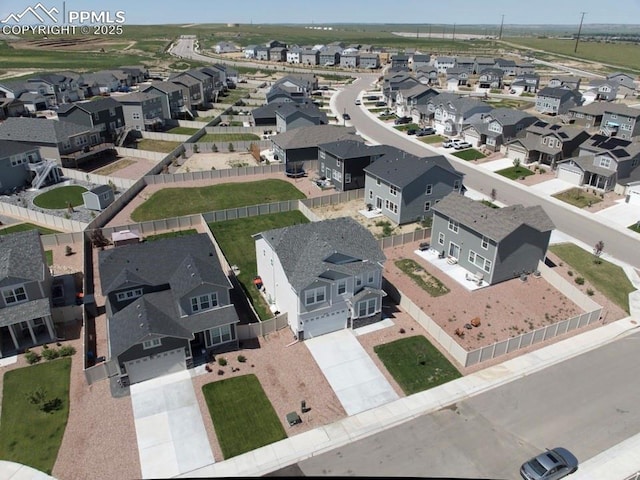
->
[448,242,460,259]
[376,196,383,209]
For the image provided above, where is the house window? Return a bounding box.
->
[425,184,433,195]
[355,275,362,288]
[376,178,381,186]
[333,170,342,182]
[2,286,28,305]
[484,259,492,273]
[320,162,325,173]
[305,286,326,306]
[116,288,143,302]
[481,236,489,249]
[454,179,461,191]
[142,338,162,350]
[424,201,431,212]
[132,112,140,120]
[610,114,617,120]
[599,157,612,168]
[390,185,398,196]
[191,292,219,313]
[10,157,26,167]
[336,159,342,168]
[438,232,445,245]
[469,250,492,273]
[345,173,351,183]
[337,280,347,295]
[368,190,373,200]
[367,272,375,284]
[357,298,377,317]
[448,219,459,233]
[206,324,234,346]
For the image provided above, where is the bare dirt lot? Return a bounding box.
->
[92,155,159,180]
[175,152,260,173]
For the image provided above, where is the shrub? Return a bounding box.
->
[217,369,224,375]
[228,142,235,152]
[65,245,73,256]
[586,288,595,296]
[25,350,41,364]
[567,270,573,276]
[42,348,60,361]
[237,355,247,363]
[218,357,228,366]
[575,276,585,285]
[59,345,76,357]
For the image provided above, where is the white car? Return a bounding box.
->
[454,141,472,150]
[442,139,462,148]
[355,99,361,105]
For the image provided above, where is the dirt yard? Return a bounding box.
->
[175,152,260,173]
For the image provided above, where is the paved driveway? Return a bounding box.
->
[478,157,514,172]
[305,329,399,416]
[529,178,575,195]
[130,370,214,479]
[594,199,640,228]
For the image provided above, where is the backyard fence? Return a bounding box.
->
[237,313,289,340]
[187,140,270,153]
[60,167,136,190]
[85,176,148,230]
[140,131,193,142]
[177,119,212,129]
[0,202,87,232]
[203,200,298,223]
[299,188,364,208]
[114,147,168,162]
[144,163,285,184]
[99,213,204,238]
[212,118,260,128]
[41,231,85,246]
[378,229,430,250]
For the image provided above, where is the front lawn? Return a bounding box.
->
[552,188,602,209]
[136,139,182,153]
[395,259,450,297]
[0,359,72,474]
[393,123,419,132]
[420,135,445,144]
[374,336,461,395]
[209,211,310,320]
[0,222,60,236]
[197,133,261,142]
[629,222,640,234]
[131,179,305,222]
[45,250,53,266]
[202,375,286,459]
[495,165,534,180]
[166,126,200,135]
[144,229,198,242]
[550,243,634,312]
[452,149,486,161]
[33,186,87,209]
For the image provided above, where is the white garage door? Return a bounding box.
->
[463,133,480,147]
[303,309,348,339]
[557,167,582,186]
[125,348,186,384]
[506,147,526,163]
[628,187,640,205]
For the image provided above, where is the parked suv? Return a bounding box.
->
[454,141,472,150]
[442,139,461,148]
[416,127,436,136]
[394,116,412,125]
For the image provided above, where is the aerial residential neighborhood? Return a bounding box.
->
[0,2,639,479]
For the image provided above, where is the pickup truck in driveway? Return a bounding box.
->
[394,116,412,125]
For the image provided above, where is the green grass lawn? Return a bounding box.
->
[486,99,533,109]
[0,359,71,474]
[393,123,419,132]
[495,165,534,180]
[45,250,53,266]
[374,336,461,395]
[144,229,198,242]
[136,139,182,153]
[0,223,60,236]
[216,89,250,105]
[395,259,450,297]
[378,113,395,120]
[33,186,87,209]
[481,200,500,209]
[209,211,310,320]
[550,243,635,313]
[197,133,261,142]
[452,149,486,161]
[629,223,640,234]
[132,179,305,222]
[202,375,287,459]
[552,188,603,209]
[166,126,200,135]
[420,135,445,144]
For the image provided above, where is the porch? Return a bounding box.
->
[0,311,57,357]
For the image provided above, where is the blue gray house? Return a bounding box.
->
[98,233,240,385]
[57,97,125,143]
[0,141,62,193]
[363,151,464,224]
[431,193,554,285]
[318,140,391,191]
[275,103,328,132]
[535,87,583,116]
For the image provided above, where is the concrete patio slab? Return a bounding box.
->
[529,178,575,195]
[130,370,214,479]
[594,199,640,229]
[415,248,490,291]
[305,329,399,416]
[477,157,515,172]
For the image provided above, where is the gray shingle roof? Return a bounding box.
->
[0,298,51,328]
[601,103,640,118]
[256,217,385,292]
[569,103,608,116]
[433,193,554,241]
[363,152,462,188]
[142,81,184,94]
[98,234,229,296]
[89,185,112,195]
[537,87,581,100]
[0,229,45,283]
[251,100,316,120]
[274,103,328,122]
[57,97,120,115]
[317,139,389,160]
[113,92,161,104]
[561,155,616,177]
[0,117,93,144]
[486,108,536,126]
[271,125,359,150]
[170,74,199,87]
[0,140,40,158]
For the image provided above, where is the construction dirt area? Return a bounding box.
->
[175,152,261,172]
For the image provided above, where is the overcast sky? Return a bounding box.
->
[2,0,640,25]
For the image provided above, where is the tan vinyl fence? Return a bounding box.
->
[114,147,169,162]
[41,231,86,246]
[189,140,270,153]
[144,163,285,184]
[237,313,289,339]
[140,131,193,142]
[177,119,213,128]
[205,125,266,134]
[378,229,430,250]
[0,202,87,232]
[60,167,136,190]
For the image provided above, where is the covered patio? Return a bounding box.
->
[0,298,56,356]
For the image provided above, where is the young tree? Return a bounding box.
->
[490,188,497,202]
[593,240,605,264]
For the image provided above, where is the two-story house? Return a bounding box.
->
[434,56,456,74]
[56,97,125,143]
[474,57,495,74]
[391,54,409,71]
[363,150,464,225]
[340,52,360,68]
[170,74,204,111]
[255,45,271,61]
[141,81,192,119]
[0,230,57,357]
[0,117,108,167]
[254,217,386,340]
[600,103,640,140]
[80,71,122,96]
[431,193,554,285]
[317,140,390,191]
[445,67,470,90]
[535,87,583,115]
[556,134,640,191]
[0,140,61,192]
[394,84,439,119]
[462,108,537,151]
[455,57,475,74]
[319,47,342,66]
[275,102,328,132]
[300,49,320,66]
[214,41,240,54]
[114,92,168,132]
[515,62,536,76]
[431,95,493,136]
[286,47,302,64]
[270,47,288,62]
[0,81,53,112]
[244,45,257,59]
[583,79,619,103]
[25,73,85,106]
[510,73,540,94]
[411,54,431,71]
[477,68,504,90]
[381,72,420,106]
[98,233,240,385]
[416,66,439,86]
[359,53,380,69]
[504,120,590,168]
[548,76,581,90]
[493,58,517,76]
[567,102,606,130]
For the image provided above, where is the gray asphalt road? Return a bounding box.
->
[290,331,640,478]
[336,77,640,269]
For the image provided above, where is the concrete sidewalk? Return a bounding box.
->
[177,316,640,478]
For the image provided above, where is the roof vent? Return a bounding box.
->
[191,273,195,277]
[138,314,142,318]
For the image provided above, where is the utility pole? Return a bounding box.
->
[416,26,419,39]
[452,23,456,42]
[498,14,504,40]
[574,12,587,53]
[428,24,432,39]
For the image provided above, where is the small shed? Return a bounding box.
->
[82,185,114,211]
[111,229,141,247]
